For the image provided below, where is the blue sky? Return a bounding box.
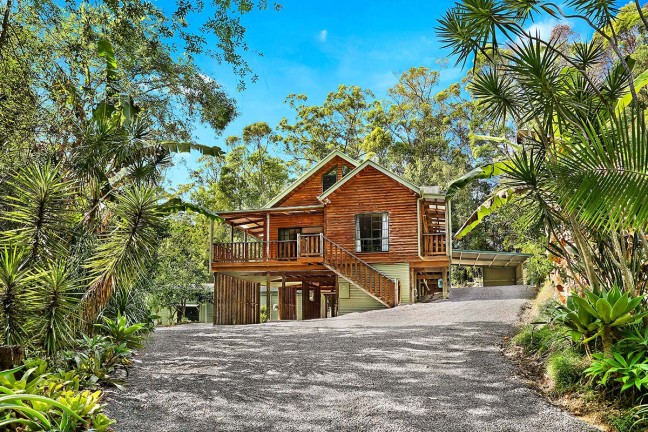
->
[165,0,578,187]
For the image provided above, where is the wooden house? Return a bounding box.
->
[210,151,451,324]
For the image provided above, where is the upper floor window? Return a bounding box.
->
[322,168,337,192]
[355,213,389,253]
[342,165,351,177]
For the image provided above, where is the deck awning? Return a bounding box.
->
[216,204,325,238]
[451,249,532,267]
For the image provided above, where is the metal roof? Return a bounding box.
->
[451,249,532,267]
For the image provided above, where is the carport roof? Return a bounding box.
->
[451,249,532,267]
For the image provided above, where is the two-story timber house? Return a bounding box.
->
[210,151,452,324]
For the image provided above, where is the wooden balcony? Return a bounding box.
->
[212,234,324,265]
[422,233,447,256]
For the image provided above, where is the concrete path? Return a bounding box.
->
[108,286,596,432]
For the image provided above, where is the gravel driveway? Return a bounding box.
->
[107,286,596,432]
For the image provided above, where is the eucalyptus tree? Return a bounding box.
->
[437,0,648,295]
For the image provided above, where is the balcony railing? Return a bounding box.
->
[212,234,323,263]
[422,233,447,256]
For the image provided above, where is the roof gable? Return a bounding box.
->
[318,160,421,201]
[264,151,359,208]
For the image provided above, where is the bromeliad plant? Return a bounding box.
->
[556,286,648,358]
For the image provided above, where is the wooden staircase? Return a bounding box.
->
[322,237,398,307]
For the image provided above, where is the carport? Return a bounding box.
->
[451,249,532,286]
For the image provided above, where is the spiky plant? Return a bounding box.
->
[0,163,75,263]
[83,185,164,320]
[34,261,82,356]
[0,247,32,346]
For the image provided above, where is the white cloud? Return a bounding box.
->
[319,29,328,42]
[524,19,558,41]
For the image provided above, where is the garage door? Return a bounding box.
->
[483,267,516,286]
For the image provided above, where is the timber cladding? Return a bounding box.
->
[268,213,324,241]
[213,273,261,325]
[324,165,419,263]
[275,156,356,207]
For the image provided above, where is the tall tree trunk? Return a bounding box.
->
[0,0,12,56]
[601,326,613,360]
[611,231,635,294]
[0,345,24,370]
[635,1,648,33]
[568,216,598,291]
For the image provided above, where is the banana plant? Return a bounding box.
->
[556,286,647,358]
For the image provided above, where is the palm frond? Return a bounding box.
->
[159,198,223,221]
[158,141,224,157]
[83,185,164,320]
[446,160,511,198]
[455,188,518,239]
[555,109,648,230]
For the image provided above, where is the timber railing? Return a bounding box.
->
[321,237,398,307]
[212,234,323,262]
[422,233,447,256]
[212,234,398,307]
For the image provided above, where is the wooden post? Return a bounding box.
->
[209,219,214,267]
[442,268,449,299]
[279,274,286,320]
[266,213,270,259]
[213,272,218,325]
[266,273,271,322]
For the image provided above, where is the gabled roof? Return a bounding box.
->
[317,160,421,201]
[264,150,360,208]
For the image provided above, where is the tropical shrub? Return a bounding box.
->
[585,349,648,399]
[94,314,146,350]
[555,287,647,358]
[0,362,113,431]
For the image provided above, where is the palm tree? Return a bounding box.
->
[437,0,648,294]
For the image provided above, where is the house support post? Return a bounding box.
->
[266,273,271,322]
[442,268,448,299]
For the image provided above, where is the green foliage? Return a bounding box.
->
[436,0,648,301]
[0,361,113,431]
[260,306,268,324]
[630,405,648,431]
[585,350,648,398]
[94,314,145,350]
[0,247,32,346]
[513,324,569,357]
[36,262,82,357]
[608,408,646,432]
[546,350,587,394]
[555,287,647,357]
[63,335,132,389]
[522,244,553,287]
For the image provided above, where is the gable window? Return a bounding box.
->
[342,165,351,177]
[355,213,389,253]
[322,167,337,192]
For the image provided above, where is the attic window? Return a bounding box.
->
[342,165,351,177]
[322,168,337,192]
